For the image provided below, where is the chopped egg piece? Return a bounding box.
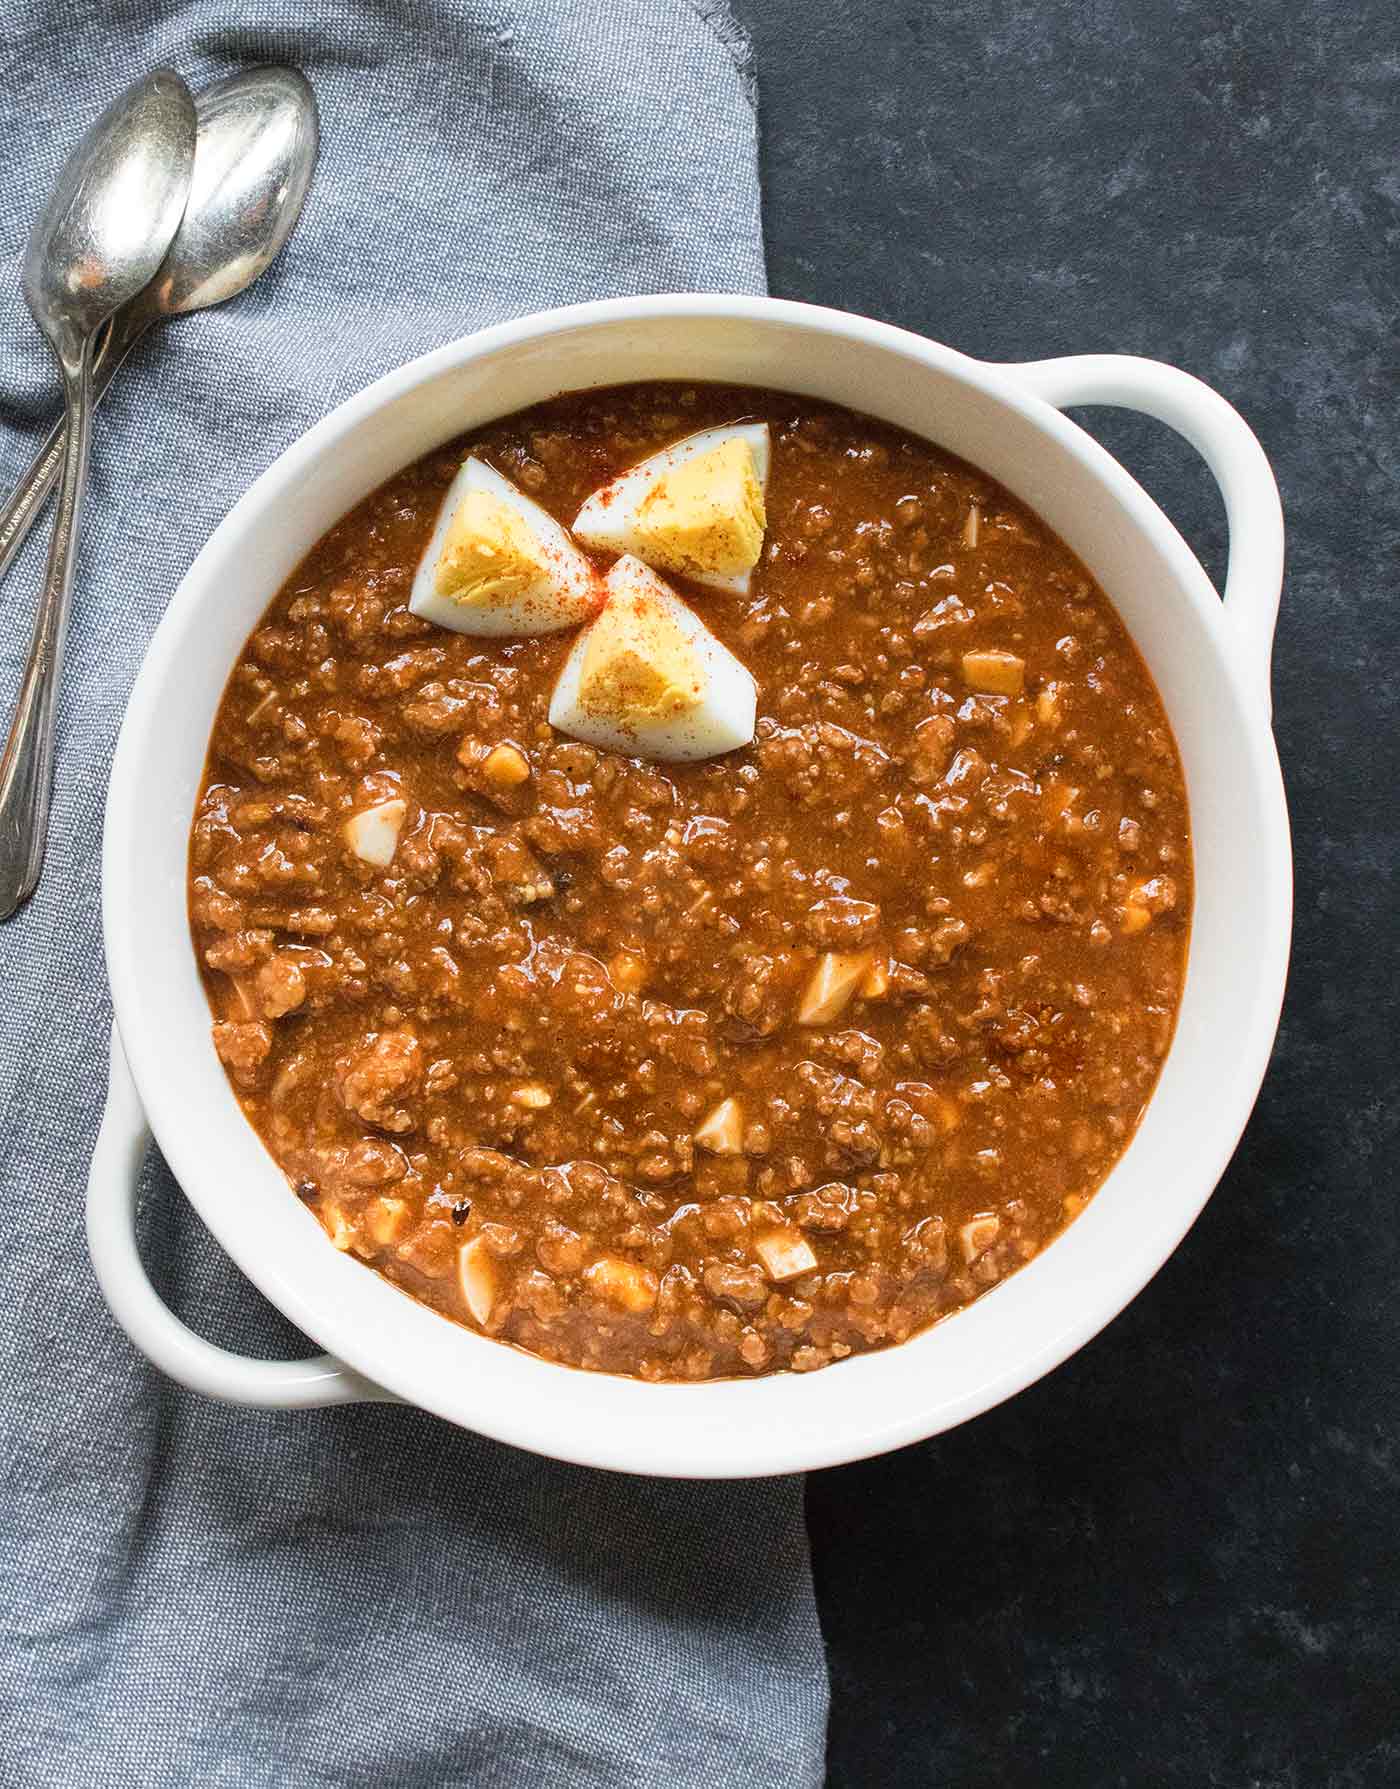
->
[797,951,873,1026]
[961,649,1026,697]
[481,743,531,787]
[755,1229,818,1283]
[584,1255,659,1314]
[959,1214,1001,1263]
[572,422,770,595]
[1037,682,1064,727]
[693,1097,744,1155]
[457,1235,498,1326]
[343,798,406,868]
[410,456,600,637]
[548,555,756,762]
[364,1197,410,1249]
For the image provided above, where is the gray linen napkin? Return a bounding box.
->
[0,5,830,1784]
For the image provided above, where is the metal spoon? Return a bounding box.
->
[0,72,196,921]
[0,67,318,921]
[0,67,320,586]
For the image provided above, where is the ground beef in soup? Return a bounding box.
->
[189,382,1191,1381]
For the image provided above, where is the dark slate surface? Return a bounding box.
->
[729,1,1400,1783]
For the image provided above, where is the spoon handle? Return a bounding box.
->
[0,342,96,918]
[0,317,143,588]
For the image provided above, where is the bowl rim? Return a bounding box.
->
[102,292,1292,1476]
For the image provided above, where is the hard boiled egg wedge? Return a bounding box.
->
[571,422,770,596]
[410,457,600,637]
[548,555,756,762]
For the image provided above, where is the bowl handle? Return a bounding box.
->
[1000,354,1285,715]
[87,1025,392,1409]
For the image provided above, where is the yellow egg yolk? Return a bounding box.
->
[435,489,551,606]
[579,590,702,724]
[631,438,766,581]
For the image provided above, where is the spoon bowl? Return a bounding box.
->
[127,66,319,328]
[22,69,196,369]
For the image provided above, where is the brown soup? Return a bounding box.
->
[189,382,1190,1381]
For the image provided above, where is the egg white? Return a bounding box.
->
[548,555,757,763]
[409,457,599,637]
[571,422,771,596]
[343,798,406,868]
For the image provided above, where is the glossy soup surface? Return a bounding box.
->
[189,382,1191,1381]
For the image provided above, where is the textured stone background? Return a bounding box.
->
[729,0,1400,1783]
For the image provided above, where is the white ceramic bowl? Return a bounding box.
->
[89,295,1290,1478]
